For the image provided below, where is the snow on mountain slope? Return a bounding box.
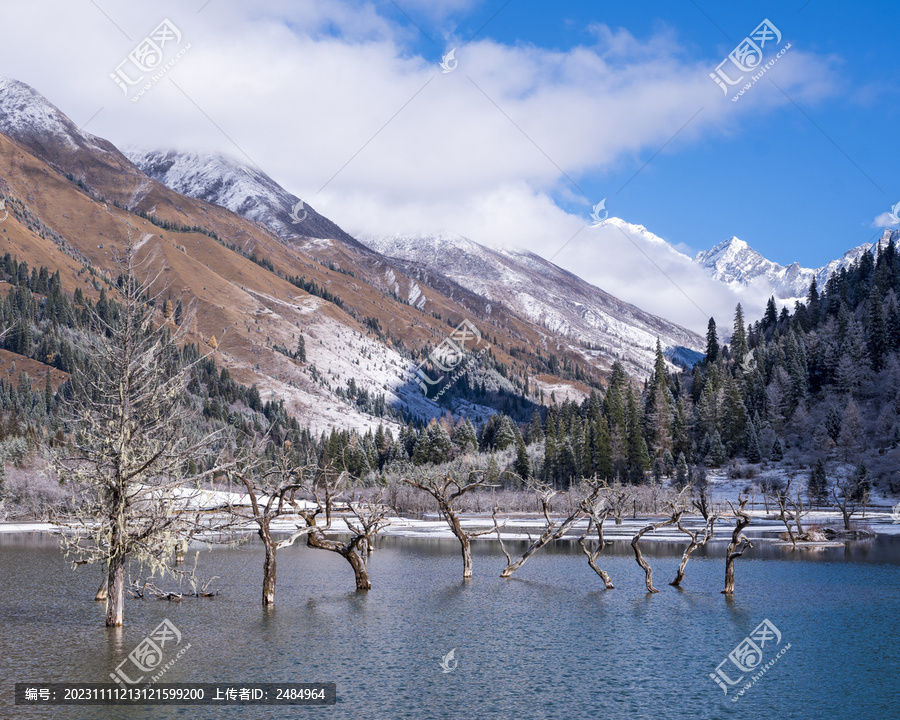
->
[696,231,900,302]
[126,148,356,245]
[361,232,704,377]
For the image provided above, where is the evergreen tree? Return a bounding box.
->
[494,415,518,451]
[850,462,871,502]
[296,334,306,363]
[674,452,689,489]
[514,432,530,480]
[705,318,719,362]
[707,431,727,467]
[745,422,761,463]
[808,459,828,505]
[762,297,778,330]
[770,436,784,461]
[526,410,544,445]
[731,304,748,363]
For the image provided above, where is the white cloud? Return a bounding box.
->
[0,0,837,335]
[873,211,900,228]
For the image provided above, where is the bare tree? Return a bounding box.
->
[631,503,682,593]
[606,482,633,525]
[296,470,391,590]
[691,470,712,520]
[768,475,807,547]
[722,496,752,595]
[831,470,870,532]
[671,512,717,587]
[54,245,233,626]
[402,471,499,579]
[227,444,317,606]
[577,491,614,589]
[496,479,599,579]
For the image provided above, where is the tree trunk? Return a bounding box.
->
[500,511,582,579]
[95,577,108,602]
[631,525,658,593]
[446,509,473,579]
[262,542,276,606]
[723,523,751,594]
[500,536,547,578]
[631,515,679,593]
[307,529,372,591]
[106,556,125,627]
[723,553,737,594]
[578,537,615,589]
[344,549,371,591]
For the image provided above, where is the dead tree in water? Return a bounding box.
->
[577,492,615,589]
[54,244,234,627]
[630,491,687,593]
[631,513,681,593]
[297,470,391,591]
[402,472,499,579]
[227,445,317,606]
[768,475,806,547]
[497,480,600,579]
[671,513,717,587]
[723,496,753,595]
[606,482,633,525]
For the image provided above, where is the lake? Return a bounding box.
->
[1,531,899,719]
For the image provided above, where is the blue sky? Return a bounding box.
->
[384,0,899,267]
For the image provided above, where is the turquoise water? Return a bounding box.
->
[1,532,899,719]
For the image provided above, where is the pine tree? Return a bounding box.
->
[851,462,871,502]
[296,334,306,363]
[808,459,828,506]
[770,436,784,461]
[494,415,518,451]
[732,304,748,362]
[705,318,719,362]
[526,410,544,445]
[674,452,689,488]
[745,422,761,463]
[763,297,778,330]
[707,431,727,467]
[514,432,530,480]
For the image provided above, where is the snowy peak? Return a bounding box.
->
[694,236,780,286]
[695,230,900,302]
[0,76,112,155]
[126,148,357,246]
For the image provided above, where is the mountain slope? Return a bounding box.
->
[361,232,704,377]
[2,76,648,429]
[126,148,704,379]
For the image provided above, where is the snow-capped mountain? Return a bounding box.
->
[127,147,704,377]
[360,232,703,376]
[126,149,357,246]
[695,232,900,302]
